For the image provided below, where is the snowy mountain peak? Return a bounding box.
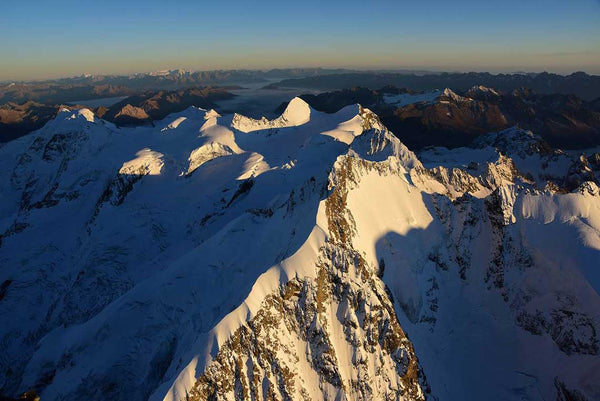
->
[281,96,311,125]
[0,98,599,401]
[37,108,101,135]
[56,107,96,124]
[231,96,312,133]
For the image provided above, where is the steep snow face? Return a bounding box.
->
[0,100,599,401]
[379,183,600,401]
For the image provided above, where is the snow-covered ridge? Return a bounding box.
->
[0,100,599,401]
[46,108,97,128]
[231,96,311,133]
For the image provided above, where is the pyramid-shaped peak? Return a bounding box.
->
[282,97,311,125]
[442,88,458,97]
[440,88,470,102]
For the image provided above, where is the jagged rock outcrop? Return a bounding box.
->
[190,243,424,401]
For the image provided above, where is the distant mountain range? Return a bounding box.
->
[2,69,598,105]
[2,70,599,150]
[0,69,351,104]
[0,101,66,142]
[267,71,600,101]
[283,86,600,149]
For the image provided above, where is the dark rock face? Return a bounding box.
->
[565,155,597,191]
[489,90,600,149]
[389,93,508,149]
[189,246,424,401]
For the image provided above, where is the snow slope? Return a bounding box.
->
[0,99,598,401]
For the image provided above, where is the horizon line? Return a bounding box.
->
[1,66,598,84]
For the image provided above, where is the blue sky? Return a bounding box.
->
[1,0,599,80]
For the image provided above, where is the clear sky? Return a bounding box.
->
[1,0,599,81]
